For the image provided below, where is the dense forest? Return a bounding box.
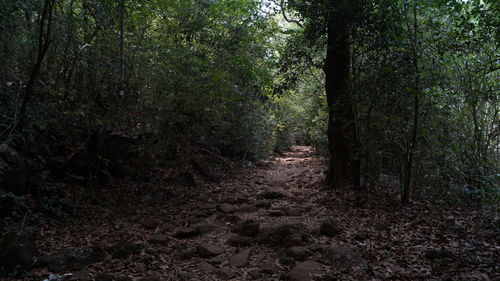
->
[0,0,498,280]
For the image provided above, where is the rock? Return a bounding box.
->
[38,247,102,271]
[0,230,36,271]
[111,241,141,259]
[173,227,200,239]
[0,144,27,195]
[279,255,296,266]
[194,223,220,234]
[115,277,133,281]
[353,232,367,241]
[318,246,368,271]
[138,277,160,281]
[219,203,238,213]
[208,255,225,265]
[286,207,303,217]
[197,243,224,258]
[224,196,250,204]
[232,220,260,237]
[230,248,251,267]
[177,248,197,260]
[317,273,340,281]
[170,171,196,187]
[259,190,286,199]
[227,235,254,247]
[214,267,237,280]
[73,271,92,281]
[259,263,280,275]
[162,223,176,233]
[95,273,114,281]
[216,214,242,224]
[285,246,311,261]
[283,234,305,248]
[199,261,215,273]
[269,209,286,217]
[140,218,161,230]
[258,223,311,245]
[374,222,388,232]
[149,233,169,244]
[141,194,153,202]
[286,261,322,281]
[192,157,226,182]
[255,201,272,208]
[320,219,341,237]
[424,248,454,260]
[238,204,258,213]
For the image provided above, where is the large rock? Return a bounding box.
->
[38,247,102,271]
[149,233,169,244]
[0,144,27,195]
[286,261,322,281]
[219,203,238,214]
[227,235,254,247]
[230,248,251,267]
[285,246,311,261]
[173,227,200,239]
[258,223,311,246]
[318,245,368,271]
[110,241,141,259]
[197,243,224,258]
[259,190,287,200]
[320,219,341,237]
[214,267,237,280]
[231,220,260,237]
[0,230,36,271]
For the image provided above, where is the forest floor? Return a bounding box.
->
[15,146,499,281]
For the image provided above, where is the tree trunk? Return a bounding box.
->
[324,18,360,188]
[402,0,420,204]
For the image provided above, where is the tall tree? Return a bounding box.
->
[284,0,362,188]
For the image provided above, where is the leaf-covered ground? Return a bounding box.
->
[11,147,500,280]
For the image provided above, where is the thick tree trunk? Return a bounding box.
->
[324,18,360,188]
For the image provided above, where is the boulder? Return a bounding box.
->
[38,247,102,271]
[214,267,237,280]
[285,246,312,261]
[286,261,322,281]
[199,261,215,273]
[318,245,368,271]
[424,248,454,260]
[283,234,305,248]
[255,201,272,208]
[0,144,27,195]
[279,255,296,266]
[0,230,36,271]
[227,235,254,247]
[259,190,287,200]
[173,227,200,239]
[238,204,258,213]
[194,223,221,234]
[268,209,286,217]
[149,233,169,244]
[111,241,141,259]
[259,263,280,275]
[230,248,251,267]
[320,219,341,237]
[219,203,238,214]
[286,207,303,217]
[231,220,260,237]
[197,243,224,258]
[258,223,311,246]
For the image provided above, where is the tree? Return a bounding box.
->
[282,0,362,188]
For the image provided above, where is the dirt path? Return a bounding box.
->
[26,146,499,281]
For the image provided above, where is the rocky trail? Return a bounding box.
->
[4,147,499,281]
